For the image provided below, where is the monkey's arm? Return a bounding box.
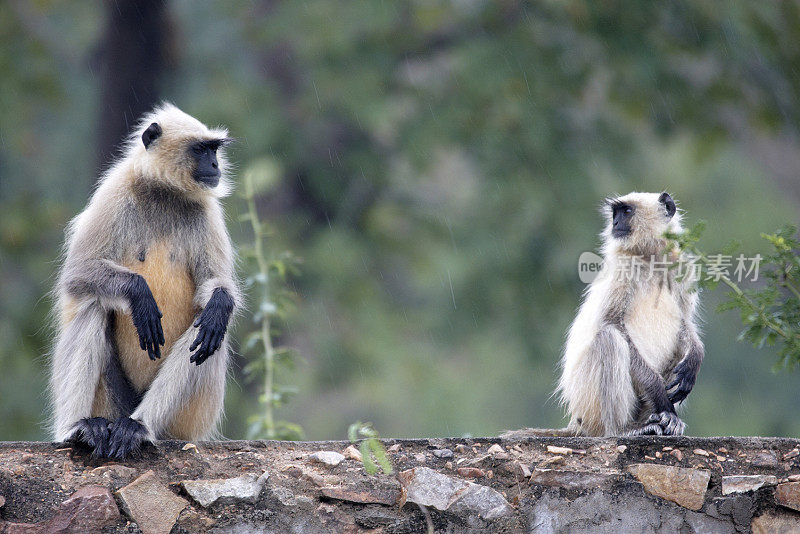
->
[187,207,240,365]
[666,321,704,404]
[62,256,165,360]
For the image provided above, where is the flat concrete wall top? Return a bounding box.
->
[1,435,800,533]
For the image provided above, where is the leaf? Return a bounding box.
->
[348,422,361,443]
[369,438,393,474]
[271,260,287,278]
[243,331,264,351]
[242,358,265,380]
[721,240,741,256]
[275,421,305,441]
[360,440,377,475]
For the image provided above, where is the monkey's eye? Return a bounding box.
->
[207,139,225,152]
[192,145,205,155]
[624,207,632,214]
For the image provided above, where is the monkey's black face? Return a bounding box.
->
[190,140,224,187]
[611,202,634,238]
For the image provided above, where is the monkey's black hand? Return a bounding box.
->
[107,417,149,459]
[190,288,234,365]
[666,356,700,404]
[128,274,165,361]
[68,417,112,458]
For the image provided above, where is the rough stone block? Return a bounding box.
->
[399,466,512,521]
[752,510,800,534]
[721,474,778,495]
[181,471,269,507]
[627,463,710,511]
[776,482,800,512]
[116,470,188,534]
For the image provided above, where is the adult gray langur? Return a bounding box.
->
[51,104,240,458]
[557,191,704,436]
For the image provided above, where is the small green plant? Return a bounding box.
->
[348,421,393,475]
[668,223,800,369]
[239,159,304,440]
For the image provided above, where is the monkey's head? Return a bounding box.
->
[131,103,232,197]
[602,191,682,255]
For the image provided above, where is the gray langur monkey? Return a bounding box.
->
[51,103,240,458]
[557,192,704,436]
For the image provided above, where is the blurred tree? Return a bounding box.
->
[96,0,169,169]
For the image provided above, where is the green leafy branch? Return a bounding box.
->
[239,159,304,440]
[668,222,800,369]
[348,421,393,475]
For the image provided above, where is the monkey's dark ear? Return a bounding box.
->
[142,123,162,150]
[659,192,676,218]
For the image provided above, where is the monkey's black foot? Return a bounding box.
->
[107,417,149,459]
[646,411,685,436]
[627,412,686,436]
[649,411,685,436]
[68,417,112,458]
[625,422,664,436]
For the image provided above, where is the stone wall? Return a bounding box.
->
[1,435,800,533]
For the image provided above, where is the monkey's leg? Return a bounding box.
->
[51,301,113,456]
[107,327,228,459]
[595,326,638,436]
[625,331,685,437]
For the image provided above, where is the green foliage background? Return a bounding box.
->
[1,1,799,440]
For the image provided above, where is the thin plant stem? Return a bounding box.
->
[245,172,276,439]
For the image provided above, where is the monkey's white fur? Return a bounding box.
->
[557,192,701,436]
[51,104,240,443]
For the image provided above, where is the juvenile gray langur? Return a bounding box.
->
[557,192,703,436]
[51,104,240,458]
